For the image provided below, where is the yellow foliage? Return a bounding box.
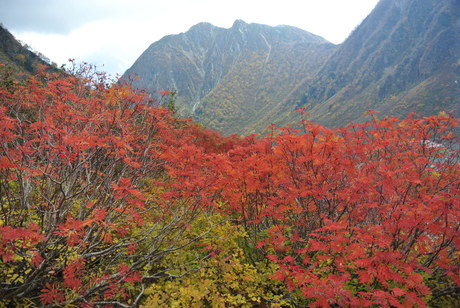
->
[141,214,291,307]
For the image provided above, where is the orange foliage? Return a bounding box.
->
[0,64,458,306]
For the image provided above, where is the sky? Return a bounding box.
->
[0,0,380,77]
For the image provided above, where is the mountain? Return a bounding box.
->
[122,20,336,135]
[279,0,459,127]
[0,24,53,75]
[124,0,459,135]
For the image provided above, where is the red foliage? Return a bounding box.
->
[216,114,459,306]
[0,63,458,306]
[0,65,206,305]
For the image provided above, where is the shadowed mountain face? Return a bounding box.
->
[122,20,336,135]
[124,0,459,135]
[281,0,459,127]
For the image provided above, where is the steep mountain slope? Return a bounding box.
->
[122,20,335,135]
[0,25,52,75]
[196,23,336,135]
[280,0,459,127]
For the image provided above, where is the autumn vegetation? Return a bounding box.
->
[0,63,458,307]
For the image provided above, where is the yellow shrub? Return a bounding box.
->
[141,214,292,307]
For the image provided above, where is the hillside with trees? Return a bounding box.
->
[0,0,459,305]
[280,0,459,129]
[1,64,458,307]
[0,24,56,76]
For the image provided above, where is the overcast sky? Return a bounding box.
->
[0,0,379,76]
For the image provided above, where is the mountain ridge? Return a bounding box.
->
[278,0,459,128]
[122,20,336,134]
[124,0,459,135]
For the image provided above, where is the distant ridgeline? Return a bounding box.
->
[124,0,459,135]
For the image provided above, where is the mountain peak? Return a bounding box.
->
[122,20,335,135]
[232,19,248,28]
[123,0,457,136]
[188,22,216,32]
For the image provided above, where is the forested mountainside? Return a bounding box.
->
[125,0,458,135]
[281,0,459,128]
[122,20,336,135]
[0,25,54,75]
